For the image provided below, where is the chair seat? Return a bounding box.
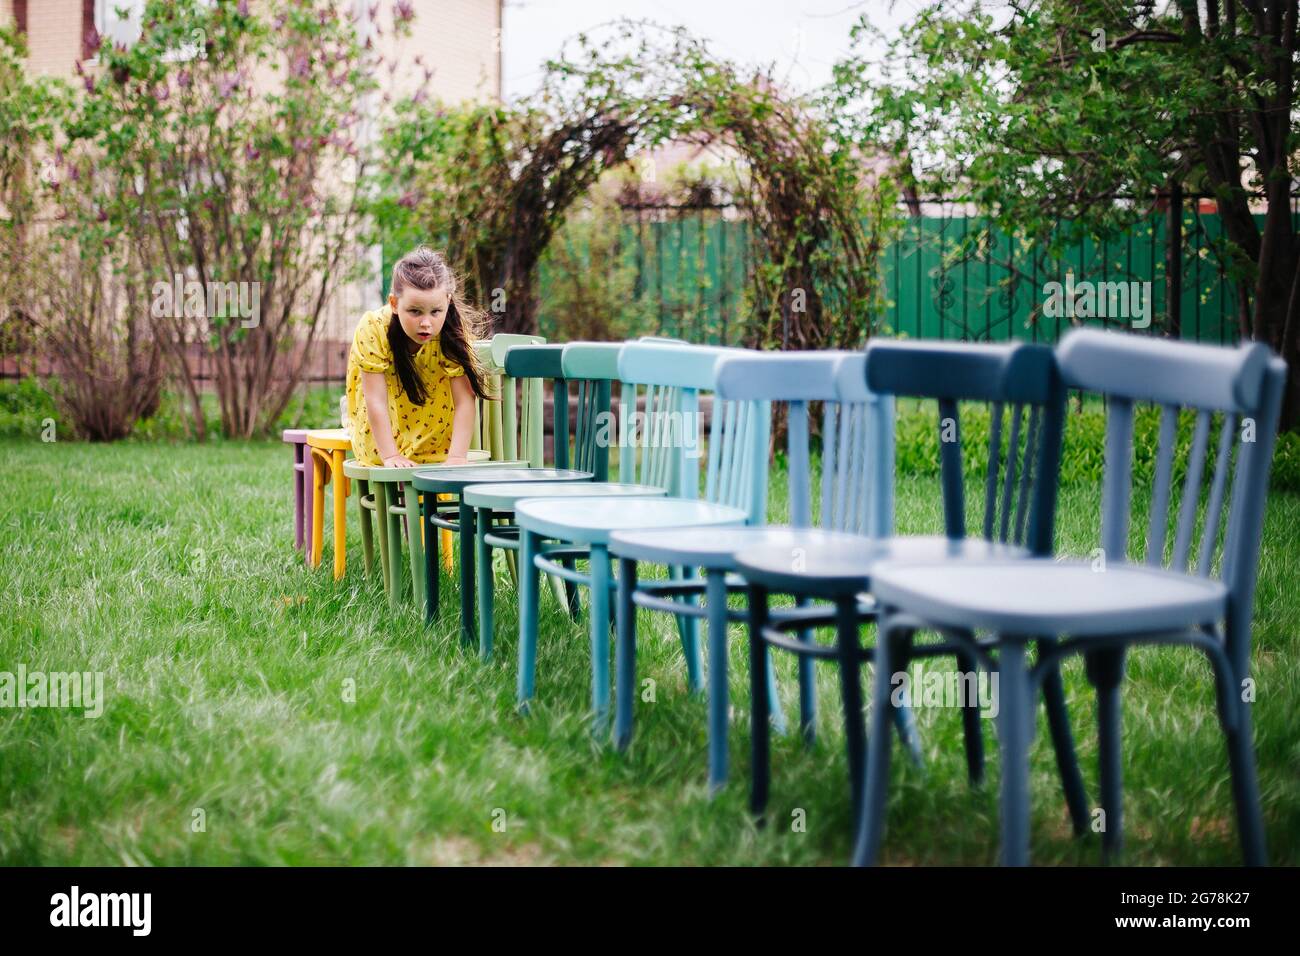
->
[609,525,866,570]
[734,534,1029,598]
[474,481,664,510]
[304,428,352,450]
[281,428,309,444]
[409,462,542,493]
[869,558,1228,637]
[515,495,745,546]
[460,475,615,510]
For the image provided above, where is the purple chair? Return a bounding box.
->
[282,429,313,561]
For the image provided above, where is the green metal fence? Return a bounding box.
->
[528,198,1267,346]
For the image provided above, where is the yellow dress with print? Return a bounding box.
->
[345,307,466,466]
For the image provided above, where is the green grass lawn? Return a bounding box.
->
[1,437,1297,865]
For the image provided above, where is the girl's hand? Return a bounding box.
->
[443,455,469,466]
[383,453,418,468]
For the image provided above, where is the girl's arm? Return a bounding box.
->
[444,374,475,465]
[361,371,416,467]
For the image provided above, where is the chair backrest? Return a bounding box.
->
[616,340,769,520]
[1056,329,1285,674]
[471,333,545,465]
[499,341,620,480]
[557,342,623,482]
[714,351,894,536]
[866,339,1066,555]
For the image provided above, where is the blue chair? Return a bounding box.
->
[607,350,897,791]
[414,342,633,634]
[733,339,1090,839]
[859,330,1285,866]
[513,341,763,730]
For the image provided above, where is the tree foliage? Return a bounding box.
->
[375,20,896,351]
[66,0,387,438]
[836,0,1300,423]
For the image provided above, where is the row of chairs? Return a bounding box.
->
[284,328,1285,866]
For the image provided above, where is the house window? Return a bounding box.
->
[89,0,209,61]
[94,0,145,51]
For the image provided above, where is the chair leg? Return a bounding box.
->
[331,450,346,581]
[888,636,923,766]
[424,495,438,623]
[764,636,788,738]
[998,639,1032,867]
[476,506,494,660]
[795,594,816,746]
[310,451,326,569]
[705,568,730,794]
[373,482,392,598]
[560,556,580,620]
[1038,638,1090,836]
[404,483,426,613]
[356,479,374,578]
[614,557,637,752]
[588,544,613,735]
[1086,648,1125,861]
[516,528,541,713]
[385,485,404,609]
[302,451,315,568]
[458,500,475,648]
[955,643,985,785]
[1220,690,1268,866]
[292,446,305,551]
[853,613,901,866]
[834,596,867,824]
[747,584,772,821]
[672,565,704,693]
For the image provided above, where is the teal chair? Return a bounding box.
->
[437,341,624,654]
[606,350,900,791]
[452,341,672,654]
[512,341,768,731]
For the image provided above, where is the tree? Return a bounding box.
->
[0,27,162,441]
[836,0,1300,425]
[375,21,896,351]
[69,0,388,438]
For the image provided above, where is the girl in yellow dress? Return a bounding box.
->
[346,246,491,466]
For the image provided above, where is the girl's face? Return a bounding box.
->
[389,286,450,350]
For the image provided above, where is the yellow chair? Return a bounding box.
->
[307,428,353,580]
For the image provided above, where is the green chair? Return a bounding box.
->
[417,342,632,639]
[513,340,767,730]
[471,333,546,465]
[354,333,545,609]
[344,452,499,605]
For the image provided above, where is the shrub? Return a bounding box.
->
[0,376,58,439]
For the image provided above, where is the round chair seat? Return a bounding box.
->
[869,558,1228,637]
[281,428,309,444]
[305,428,351,450]
[735,534,1029,598]
[609,525,866,570]
[462,477,640,511]
[515,496,746,546]
[410,463,554,494]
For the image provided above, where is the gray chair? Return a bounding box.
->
[734,339,1090,839]
[861,329,1285,866]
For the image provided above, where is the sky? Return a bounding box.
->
[501,0,922,102]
